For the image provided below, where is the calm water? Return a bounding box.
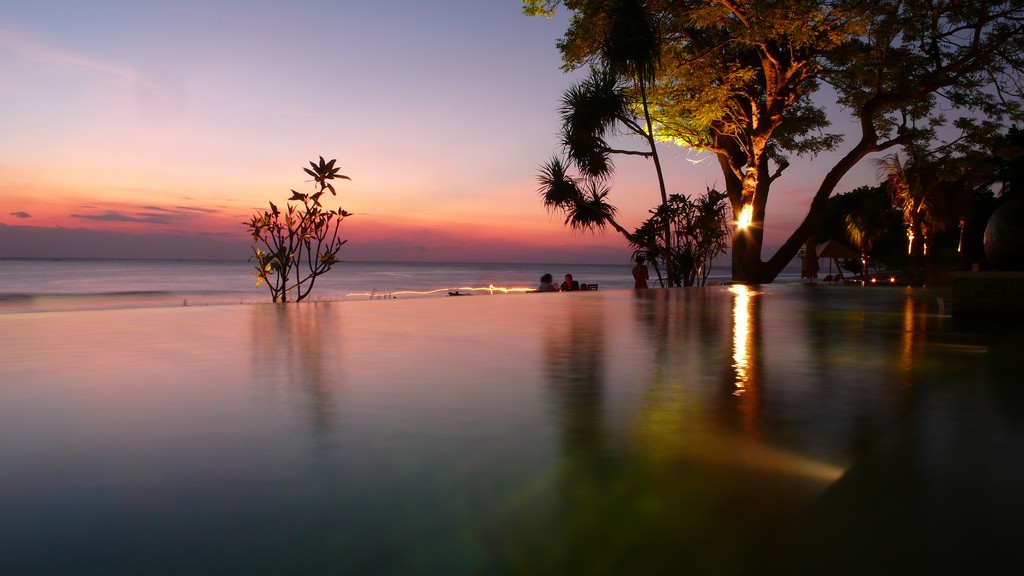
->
[0,283,1009,574]
[0,258,802,313]
[0,259,639,311]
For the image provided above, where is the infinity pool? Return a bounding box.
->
[0,285,1011,574]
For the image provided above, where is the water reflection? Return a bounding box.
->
[729,284,762,435]
[900,292,927,388]
[730,284,753,391]
[505,288,856,574]
[1,287,1015,574]
[542,295,608,454]
[250,303,345,437]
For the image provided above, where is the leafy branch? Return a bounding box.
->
[246,157,352,302]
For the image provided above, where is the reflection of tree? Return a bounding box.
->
[499,297,614,574]
[541,296,609,466]
[250,304,343,437]
[901,294,919,387]
[506,285,1009,574]
[502,291,786,575]
[632,288,725,373]
[796,289,938,461]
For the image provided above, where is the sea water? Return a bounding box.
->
[0,258,797,312]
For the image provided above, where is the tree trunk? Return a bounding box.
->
[754,136,881,283]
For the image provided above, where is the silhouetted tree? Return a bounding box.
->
[539,156,631,237]
[538,157,728,287]
[993,125,1024,202]
[246,157,351,302]
[554,65,674,278]
[822,185,903,274]
[631,190,731,286]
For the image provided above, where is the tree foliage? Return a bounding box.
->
[824,172,999,284]
[993,125,1024,201]
[630,189,732,286]
[553,29,675,278]
[246,157,351,303]
[526,0,1024,282]
[538,156,729,286]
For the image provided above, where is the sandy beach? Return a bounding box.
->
[1,285,1021,574]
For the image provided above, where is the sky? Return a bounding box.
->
[0,0,882,264]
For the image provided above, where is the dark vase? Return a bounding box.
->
[984,199,1024,271]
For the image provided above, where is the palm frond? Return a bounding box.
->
[601,0,661,84]
[559,68,630,178]
[565,180,618,232]
[537,157,583,209]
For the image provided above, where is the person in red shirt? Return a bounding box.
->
[632,256,649,289]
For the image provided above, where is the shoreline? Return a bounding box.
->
[1,280,926,316]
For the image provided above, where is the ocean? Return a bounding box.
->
[0,257,801,313]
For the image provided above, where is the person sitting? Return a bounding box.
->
[537,273,558,292]
[560,273,580,292]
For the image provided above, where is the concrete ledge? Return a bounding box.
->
[951,271,1024,316]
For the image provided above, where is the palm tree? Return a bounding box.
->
[538,157,634,239]
[877,154,933,258]
[600,0,668,212]
[689,188,732,285]
[877,151,973,282]
[628,189,731,287]
[843,211,884,280]
[552,0,674,282]
[629,219,666,287]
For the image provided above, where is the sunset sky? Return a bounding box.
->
[0,0,880,264]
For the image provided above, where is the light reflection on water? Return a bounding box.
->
[0,285,1003,574]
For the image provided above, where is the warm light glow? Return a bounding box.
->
[906,227,915,255]
[345,284,534,299]
[736,205,753,229]
[730,284,752,392]
[889,276,896,284]
[902,297,916,384]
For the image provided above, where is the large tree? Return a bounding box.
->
[526,0,1024,282]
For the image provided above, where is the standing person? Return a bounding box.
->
[632,256,650,289]
[537,273,558,292]
[560,273,579,291]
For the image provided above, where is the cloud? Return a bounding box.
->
[0,223,248,260]
[10,211,31,218]
[0,27,161,93]
[67,204,228,227]
[174,205,221,214]
[71,210,173,225]
[144,205,214,213]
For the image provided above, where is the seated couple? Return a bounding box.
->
[537,273,583,292]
